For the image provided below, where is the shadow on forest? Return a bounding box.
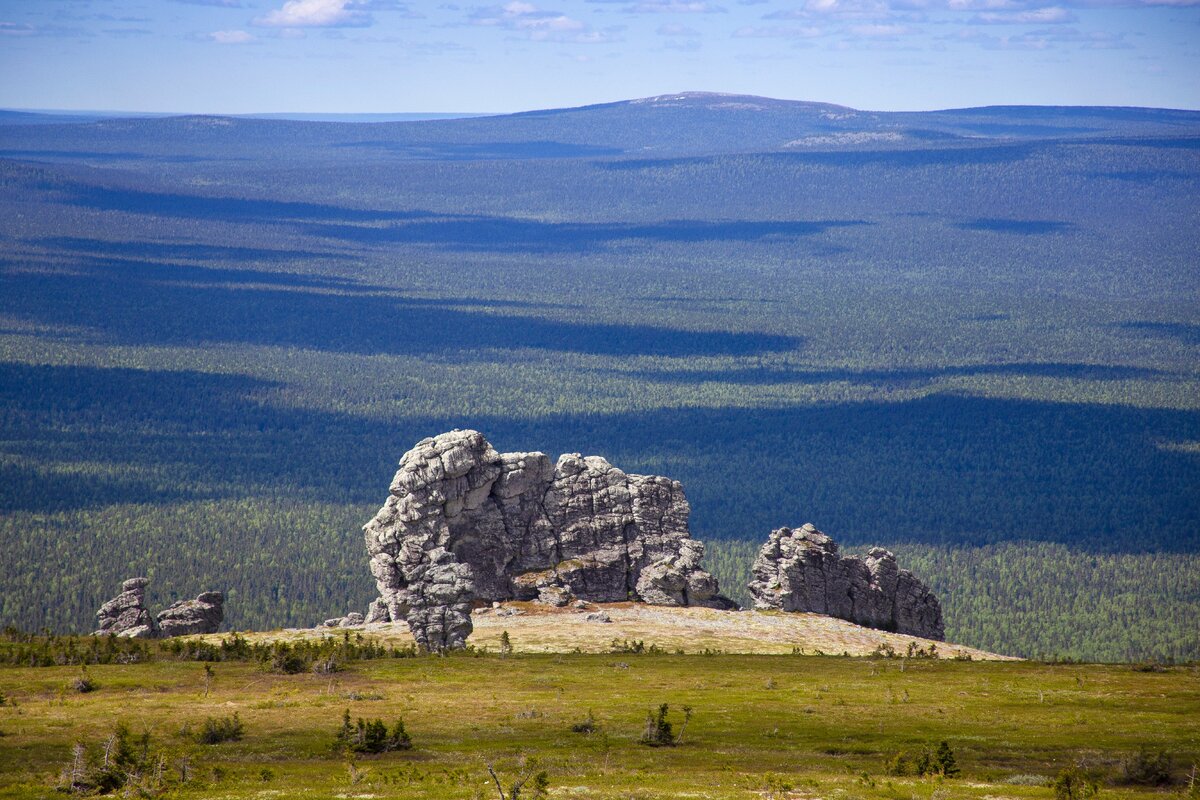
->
[2,361,1197,552]
[60,184,434,223]
[336,140,625,160]
[301,217,870,253]
[43,177,870,254]
[598,144,1037,172]
[955,218,1073,235]
[616,362,1174,385]
[37,236,335,266]
[0,257,800,357]
[1116,321,1200,346]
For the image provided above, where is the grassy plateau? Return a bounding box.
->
[0,622,1197,799]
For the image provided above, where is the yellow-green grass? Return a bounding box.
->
[191,604,1016,660]
[1,648,1197,799]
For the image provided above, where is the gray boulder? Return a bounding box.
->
[156,591,224,637]
[94,577,157,638]
[363,430,732,651]
[748,524,944,640]
[364,598,391,623]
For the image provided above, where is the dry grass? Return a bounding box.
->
[212,603,1013,660]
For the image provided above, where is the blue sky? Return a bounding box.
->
[1,0,1197,113]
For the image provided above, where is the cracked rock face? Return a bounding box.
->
[156,591,224,637]
[94,579,224,638]
[94,577,157,638]
[748,524,945,641]
[364,430,733,651]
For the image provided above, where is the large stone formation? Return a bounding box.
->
[156,591,224,637]
[364,430,733,651]
[94,577,157,638]
[94,579,224,638]
[748,524,945,641]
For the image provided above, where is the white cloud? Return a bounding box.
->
[971,5,1074,21]
[256,0,372,28]
[657,22,701,33]
[849,21,916,33]
[208,29,256,42]
[469,2,621,41]
[732,23,823,34]
[626,0,727,11]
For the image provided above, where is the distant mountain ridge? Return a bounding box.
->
[3,92,1199,163]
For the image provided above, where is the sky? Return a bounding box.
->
[0,0,1197,113]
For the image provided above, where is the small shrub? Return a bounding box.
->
[312,656,342,675]
[1119,748,1171,786]
[886,742,959,778]
[569,710,597,734]
[487,760,549,800]
[884,752,912,776]
[269,647,310,674]
[59,722,158,795]
[935,741,960,777]
[639,703,674,747]
[1005,774,1049,786]
[333,709,412,754]
[762,773,794,800]
[259,767,275,782]
[195,713,244,745]
[499,631,513,656]
[69,666,98,694]
[1052,766,1100,800]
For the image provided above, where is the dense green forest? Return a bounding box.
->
[0,99,1197,661]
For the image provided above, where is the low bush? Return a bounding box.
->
[333,709,412,754]
[1052,766,1101,800]
[884,741,959,778]
[1119,748,1171,786]
[639,703,692,746]
[69,666,97,694]
[195,713,244,745]
[570,710,597,734]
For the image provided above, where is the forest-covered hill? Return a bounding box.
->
[0,97,1197,661]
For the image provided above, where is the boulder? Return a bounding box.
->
[94,577,157,638]
[748,524,944,640]
[364,430,731,651]
[94,579,223,638]
[156,591,224,637]
[364,598,391,624]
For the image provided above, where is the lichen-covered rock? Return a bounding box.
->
[156,591,224,637]
[94,577,157,638]
[365,598,391,624]
[748,524,944,640]
[94,580,224,638]
[364,430,731,651]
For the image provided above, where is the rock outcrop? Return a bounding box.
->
[94,579,223,638]
[364,430,733,651]
[748,524,944,640]
[94,577,157,638]
[156,591,224,637]
[321,612,365,628]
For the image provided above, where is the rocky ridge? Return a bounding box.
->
[94,578,224,638]
[363,430,732,651]
[748,524,944,640]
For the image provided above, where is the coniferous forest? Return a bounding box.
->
[1,101,1197,662]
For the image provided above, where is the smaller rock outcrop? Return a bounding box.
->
[95,577,156,638]
[157,592,224,637]
[321,612,366,628]
[748,524,944,640]
[365,598,391,624]
[94,578,223,638]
